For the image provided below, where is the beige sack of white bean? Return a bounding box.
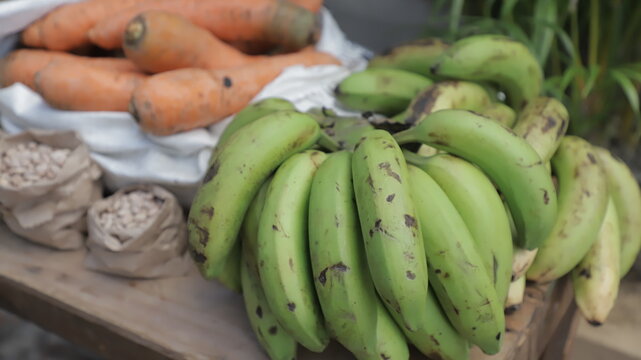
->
[0,130,102,250]
[84,184,193,279]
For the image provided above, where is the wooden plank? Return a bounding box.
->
[0,222,575,360]
[470,277,576,360]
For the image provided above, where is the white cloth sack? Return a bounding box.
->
[0,0,371,205]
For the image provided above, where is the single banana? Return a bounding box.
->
[572,197,621,326]
[431,34,543,109]
[394,80,493,125]
[407,152,513,305]
[257,150,329,352]
[214,240,242,293]
[368,37,450,76]
[512,97,569,163]
[527,136,608,283]
[407,165,504,355]
[351,130,430,332]
[394,109,557,250]
[334,68,433,116]
[508,97,569,283]
[594,147,641,277]
[218,97,295,146]
[207,98,295,290]
[504,275,526,314]
[478,102,517,128]
[187,111,320,279]
[308,151,408,360]
[240,179,298,360]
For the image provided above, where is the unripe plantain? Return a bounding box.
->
[431,34,543,109]
[256,150,329,352]
[408,152,513,305]
[309,151,408,360]
[240,179,298,360]
[394,109,557,250]
[594,147,641,277]
[572,197,621,326]
[527,136,608,283]
[368,37,450,76]
[408,165,505,355]
[352,130,430,333]
[335,68,433,116]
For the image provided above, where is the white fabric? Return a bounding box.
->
[0,1,371,205]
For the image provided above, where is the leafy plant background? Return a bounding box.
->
[426,0,641,155]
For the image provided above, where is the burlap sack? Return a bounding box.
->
[85,184,193,279]
[0,130,102,250]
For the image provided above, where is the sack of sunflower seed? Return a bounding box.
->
[0,130,102,250]
[84,184,193,279]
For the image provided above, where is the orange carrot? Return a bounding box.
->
[88,0,320,52]
[123,11,263,73]
[226,40,278,55]
[0,49,140,90]
[34,61,146,112]
[288,0,324,12]
[131,50,339,135]
[20,0,149,51]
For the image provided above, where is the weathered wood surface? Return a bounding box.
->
[0,223,576,359]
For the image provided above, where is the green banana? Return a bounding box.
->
[351,129,430,332]
[504,275,526,314]
[407,152,513,305]
[394,80,493,125]
[512,97,569,163]
[308,151,408,360]
[594,147,641,277]
[407,165,504,355]
[214,240,242,293]
[218,98,296,146]
[207,98,295,291]
[527,136,608,283]
[240,179,298,360]
[431,34,543,109]
[572,197,621,326]
[256,150,329,352]
[334,68,433,116]
[394,109,557,250]
[188,111,320,279]
[368,37,450,76]
[478,102,517,128]
[507,97,568,284]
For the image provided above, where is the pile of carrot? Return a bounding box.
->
[1,0,338,135]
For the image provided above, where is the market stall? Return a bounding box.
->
[0,1,639,360]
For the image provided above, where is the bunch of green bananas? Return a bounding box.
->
[187,34,641,360]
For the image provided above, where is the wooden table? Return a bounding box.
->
[0,222,578,360]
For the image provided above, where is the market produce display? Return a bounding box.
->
[188,34,641,360]
[0,0,338,134]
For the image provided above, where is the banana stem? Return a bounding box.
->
[393,129,418,145]
[401,149,430,166]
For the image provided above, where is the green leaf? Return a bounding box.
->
[532,0,558,65]
[559,65,582,93]
[449,0,465,38]
[500,0,520,21]
[581,65,601,98]
[610,69,641,119]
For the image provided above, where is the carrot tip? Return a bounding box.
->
[124,15,146,48]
